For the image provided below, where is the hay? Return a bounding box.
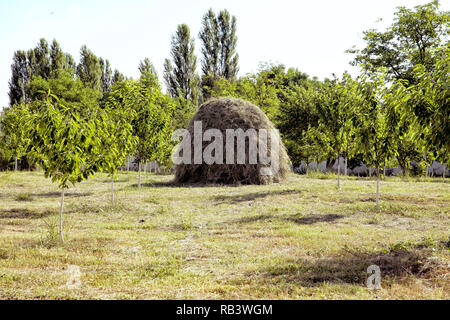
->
[174,97,291,185]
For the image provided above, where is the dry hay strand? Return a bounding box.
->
[174,97,291,185]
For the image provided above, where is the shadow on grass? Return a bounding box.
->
[32,192,92,198]
[128,180,230,188]
[213,189,299,204]
[232,213,344,225]
[259,247,447,287]
[0,208,54,219]
[100,179,130,183]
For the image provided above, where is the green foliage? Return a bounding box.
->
[8,50,28,106]
[109,76,176,169]
[0,103,31,161]
[26,93,105,188]
[50,39,65,78]
[407,47,449,164]
[348,0,449,83]
[26,69,101,109]
[99,58,113,93]
[76,45,102,91]
[316,74,357,162]
[354,71,402,170]
[199,8,239,99]
[138,58,158,78]
[164,24,200,104]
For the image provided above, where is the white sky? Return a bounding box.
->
[0,0,448,109]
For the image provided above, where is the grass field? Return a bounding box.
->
[0,171,448,299]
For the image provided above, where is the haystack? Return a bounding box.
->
[174,97,291,184]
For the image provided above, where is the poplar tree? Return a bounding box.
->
[199,9,239,98]
[163,24,200,104]
[76,45,102,91]
[50,40,65,78]
[138,58,158,77]
[99,58,113,93]
[8,51,28,105]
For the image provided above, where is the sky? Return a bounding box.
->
[0,0,447,109]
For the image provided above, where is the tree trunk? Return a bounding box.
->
[344,157,347,176]
[345,144,348,176]
[376,165,380,210]
[425,166,428,178]
[443,164,447,179]
[337,152,341,189]
[14,156,18,172]
[138,161,142,188]
[111,175,115,208]
[60,189,65,244]
[127,157,130,171]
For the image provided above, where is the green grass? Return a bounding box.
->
[0,171,448,299]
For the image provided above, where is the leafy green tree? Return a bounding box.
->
[217,9,239,80]
[26,93,107,243]
[112,69,125,85]
[8,51,29,106]
[109,76,175,187]
[316,74,357,189]
[33,38,51,79]
[0,103,30,170]
[95,102,137,207]
[77,45,102,91]
[276,85,320,166]
[164,24,200,104]
[50,40,65,78]
[407,47,449,176]
[299,125,330,173]
[65,53,77,74]
[199,9,220,79]
[348,0,449,83]
[138,58,158,77]
[199,9,239,98]
[355,71,403,208]
[26,69,101,110]
[99,58,113,93]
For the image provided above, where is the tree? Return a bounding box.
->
[76,45,102,91]
[217,9,239,80]
[109,76,175,188]
[316,74,357,189]
[95,101,137,207]
[138,58,158,77]
[33,39,51,79]
[8,51,29,106]
[164,24,200,104]
[65,53,77,75]
[276,85,320,166]
[26,69,101,110]
[348,0,449,83]
[50,39,65,78]
[407,47,449,176]
[0,103,30,170]
[99,58,113,93]
[26,93,107,243]
[355,71,402,208]
[112,69,125,85]
[199,8,239,98]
